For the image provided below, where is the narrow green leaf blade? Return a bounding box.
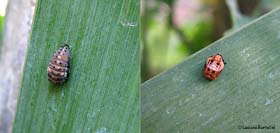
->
[142,9,280,132]
[14,0,139,132]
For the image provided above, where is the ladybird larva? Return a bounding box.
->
[47,44,70,84]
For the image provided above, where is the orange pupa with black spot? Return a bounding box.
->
[203,53,225,80]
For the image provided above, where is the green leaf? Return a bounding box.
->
[0,16,4,46]
[142,8,280,132]
[13,0,139,132]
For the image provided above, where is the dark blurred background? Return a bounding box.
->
[141,0,280,82]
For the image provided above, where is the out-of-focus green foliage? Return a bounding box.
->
[145,20,213,75]
[141,0,280,81]
[145,20,188,75]
[141,0,218,81]
[0,16,4,46]
[155,0,174,6]
[183,21,213,53]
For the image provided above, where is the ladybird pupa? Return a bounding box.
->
[47,44,70,84]
[203,53,225,80]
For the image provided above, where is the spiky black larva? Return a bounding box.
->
[47,44,70,84]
